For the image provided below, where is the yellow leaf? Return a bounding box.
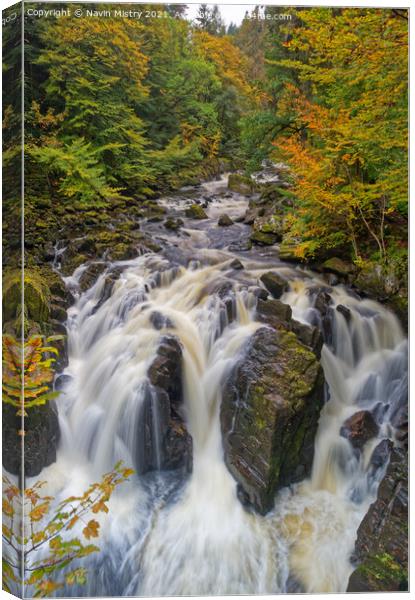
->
[67,515,79,529]
[2,524,12,539]
[32,531,45,545]
[91,500,109,514]
[29,501,49,522]
[3,500,14,517]
[83,519,100,540]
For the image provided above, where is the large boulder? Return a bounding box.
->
[3,402,60,478]
[260,271,288,299]
[135,336,192,474]
[227,173,254,195]
[252,215,284,242]
[321,257,356,278]
[185,204,208,219]
[218,214,233,227]
[347,446,408,592]
[340,410,379,450]
[164,217,184,231]
[250,231,278,246]
[220,324,325,515]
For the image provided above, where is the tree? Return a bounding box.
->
[194,4,225,36]
[240,8,408,262]
[26,13,155,204]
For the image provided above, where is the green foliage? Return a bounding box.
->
[2,462,134,597]
[23,5,254,211]
[29,139,122,206]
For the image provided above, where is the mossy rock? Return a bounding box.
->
[253,215,284,240]
[349,553,408,592]
[221,324,324,514]
[347,447,408,592]
[218,214,233,227]
[164,218,184,231]
[322,257,355,277]
[3,268,51,326]
[227,173,254,195]
[108,243,138,261]
[250,230,278,246]
[279,237,303,262]
[185,204,208,219]
[260,272,288,299]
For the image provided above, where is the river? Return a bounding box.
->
[31,174,407,596]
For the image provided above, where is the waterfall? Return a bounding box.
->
[29,186,407,597]
[271,279,407,592]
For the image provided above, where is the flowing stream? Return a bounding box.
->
[32,174,407,596]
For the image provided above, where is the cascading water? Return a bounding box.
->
[29,177,407,597]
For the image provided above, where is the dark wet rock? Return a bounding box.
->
[251,287,269,301]
[321,257,356,278]
[2,402,60,478]
[260,271,288,299]
[322,272,340,286]
[50,303,67,323]
[78,262,108,292]
[256,297,292,326]
[291,319,323,359]
[250,230,278,246]
[336,304,351,322]
[285,575,305,594]
[136,336,192,474]
[340,410,379,449]
[314,290,333,317]
[150,311,174,330]
[228,238,252,252]
[218,214,233,227]
[243,208,257,225]
[164,218,184,231]
[77,236,96,254]
[347,446,408,592]
[185,204,208,219]
[209,279,233,300]
[229,259,244,270]
[390,396,408,448]
[43,242,56,262]
[369,439,393,472]
[221,326,324,514]
[90,269,123,314]
[227,172,253,195]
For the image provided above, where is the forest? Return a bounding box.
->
[2,3,408,598]
[3,3,408,300]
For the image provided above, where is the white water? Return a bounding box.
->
[27,182,407,597]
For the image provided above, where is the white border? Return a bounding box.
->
[0,2,411,600]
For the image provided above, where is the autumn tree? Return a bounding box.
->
[273,8,408,261]
[2,463,134,597]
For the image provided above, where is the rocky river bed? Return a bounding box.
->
[3,169,408,595]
